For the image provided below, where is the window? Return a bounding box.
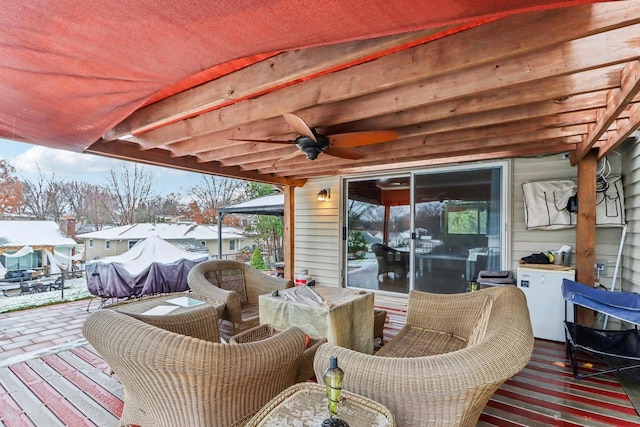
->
[105,240,111,250]
[88,239,93,248]
[229,239,237,251]
[128,240,139,250]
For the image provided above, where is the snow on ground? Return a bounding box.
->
[0,275,91,314]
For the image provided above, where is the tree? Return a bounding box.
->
[63,181,116,229]
[250,247,266,270]
[187,175,248,223]
[0,160,24,216]
[21,166,68,220]
[247,182,278,198]
[106,162,155,224]
[247,215,283,263]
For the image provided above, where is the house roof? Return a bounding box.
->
[219,193,285,216]
[0,221,78,248]
[1,1,637,186]
[76,223,245,241]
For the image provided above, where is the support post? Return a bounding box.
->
[217,213,224,260]
[575,149,598,326]
[283,186,295,280]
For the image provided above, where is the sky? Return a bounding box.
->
[0,138,206,196]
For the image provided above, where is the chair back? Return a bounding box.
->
[83,309,306,427]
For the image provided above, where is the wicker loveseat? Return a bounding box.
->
[187,260,293,338]
[83,309,306,427]
[314,286,534,427]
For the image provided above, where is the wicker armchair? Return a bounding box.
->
[314,286,534,427]
[230,323,327,382]
[372,243,409,279]
[187,260,293,338]
[83,309,306,427]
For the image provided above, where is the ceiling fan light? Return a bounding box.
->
[302,146,321,160]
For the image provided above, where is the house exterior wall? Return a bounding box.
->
[622,138,640,294]
[83,239,134,260]
[294,176,342,287]
[511,155,623,293]
[297,154,626,291]
[202,236,256,259]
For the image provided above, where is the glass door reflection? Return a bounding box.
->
[345,176,410,294]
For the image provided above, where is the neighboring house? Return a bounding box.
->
[76,223,254,261]
[0,220,79,275]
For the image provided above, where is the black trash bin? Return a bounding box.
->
[477,270,515,289]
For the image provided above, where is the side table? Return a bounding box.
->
[245,382,396,427]
[259,285,374,354]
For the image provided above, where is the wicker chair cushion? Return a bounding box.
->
[205,268,247,304]
[241,303,260,320]
[377,292,494,358]
[375,326,467,357]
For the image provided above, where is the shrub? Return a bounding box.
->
[250,247,266,270]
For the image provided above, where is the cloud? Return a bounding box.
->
[13,146,116,179]
[6,143,206,194]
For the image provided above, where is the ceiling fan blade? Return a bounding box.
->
[277,149,305,162]
[329,130,397,147]
[228,138,293,145]
[283,113,317,142]
[324,146,365,160]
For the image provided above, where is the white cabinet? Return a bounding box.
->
[517,267,575,342]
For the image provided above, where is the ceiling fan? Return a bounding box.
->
[230,113,397,161]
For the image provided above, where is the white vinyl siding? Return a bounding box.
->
[622,136,640,294]
[294,176,341,287]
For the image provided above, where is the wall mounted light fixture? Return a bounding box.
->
[317,189,330,202]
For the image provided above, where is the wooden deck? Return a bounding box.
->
[1,298,639,426]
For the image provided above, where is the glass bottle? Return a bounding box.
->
[321,356,349,426]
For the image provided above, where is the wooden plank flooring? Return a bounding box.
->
[1,298,639,426]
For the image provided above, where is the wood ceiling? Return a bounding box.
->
[87,3,640,188]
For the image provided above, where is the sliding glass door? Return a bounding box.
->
[413,165,504,294]
[345,162,506,294]
[345,175,411,293]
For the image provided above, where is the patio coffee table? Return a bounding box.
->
[105,293,226,342]
[106,292,225,317]
[245,382,396,427]
[259,285,374,354]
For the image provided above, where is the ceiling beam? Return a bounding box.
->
[331,144,576,178]
[572,60,640,163]
[168,64,621,159]
[176,22,638,158]
[130,4,640,150]
[598,103,640,157]
[85,140,306,187]
[218,106,596,170]
[103,29,448,141]
[256,127,585,177]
